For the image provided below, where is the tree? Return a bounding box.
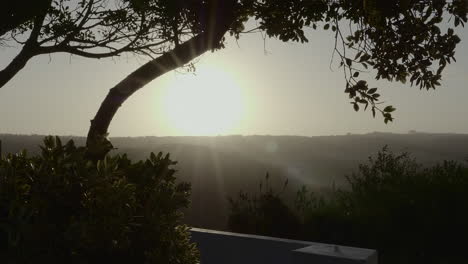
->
[2,1,467,160]
[86,0,467,160]
[0,0,51,37]
[0,0,211,88]
[86,0,240,160]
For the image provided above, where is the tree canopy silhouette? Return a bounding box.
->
[0,0,223,87]
[0,0,51,37]
[1,0,466,160]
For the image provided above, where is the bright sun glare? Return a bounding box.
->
[162,66,245,136]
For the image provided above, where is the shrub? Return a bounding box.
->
[228,173,301,239]
[339,147,468,264]
[228,147,468,264]
[0,136,198,264]
[294,186,352,245]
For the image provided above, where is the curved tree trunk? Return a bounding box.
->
[86,0,237,160]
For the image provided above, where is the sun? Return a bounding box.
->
[162,65,246,136]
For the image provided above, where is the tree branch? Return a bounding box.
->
[0,4,50,89]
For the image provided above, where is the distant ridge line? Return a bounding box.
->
[1,131,468,139]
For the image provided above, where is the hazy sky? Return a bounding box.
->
[1,23,467,137]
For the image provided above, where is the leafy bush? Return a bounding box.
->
[0,136,198,264]
[336,147,468,264]
[228,147,468,264]
[294,186,352,245]
[228,173,301,239]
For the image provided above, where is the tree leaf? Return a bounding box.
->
[353,103,359,112]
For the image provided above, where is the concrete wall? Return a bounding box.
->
[190,228,377,264]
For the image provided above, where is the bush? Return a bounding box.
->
[338,147,468,264]
[294,186,352,245]
[0,136,198,264]
[228,147,468,264]
[228,173,301,239]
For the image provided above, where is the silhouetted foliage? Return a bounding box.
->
[228,173,301,239]
[229,147,468,264]
[0,136,198,264]
[333,147,468,264]
[0,0,51,37]
[1,1,466,159]
[84,0,468,159]
[3,133,468,230]
[0,0,232,88]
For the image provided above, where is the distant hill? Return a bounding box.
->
[1,132,468,229]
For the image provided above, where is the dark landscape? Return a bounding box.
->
[2,132,468,229]
[2,1,468,263]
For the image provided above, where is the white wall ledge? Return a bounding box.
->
[190,228,377,264]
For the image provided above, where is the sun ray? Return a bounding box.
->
[208,138,227,214]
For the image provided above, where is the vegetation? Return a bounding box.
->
[3,133,468,230]
[3,1,468,261]
[228,174,302,239]
[2,1,466,159]
[84,0,468,160]
[0,0,54,37]
[1,0,213,87]
[0,136,198,263]
[228,147,468,264]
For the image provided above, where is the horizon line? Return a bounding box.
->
[1,131,468,138]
